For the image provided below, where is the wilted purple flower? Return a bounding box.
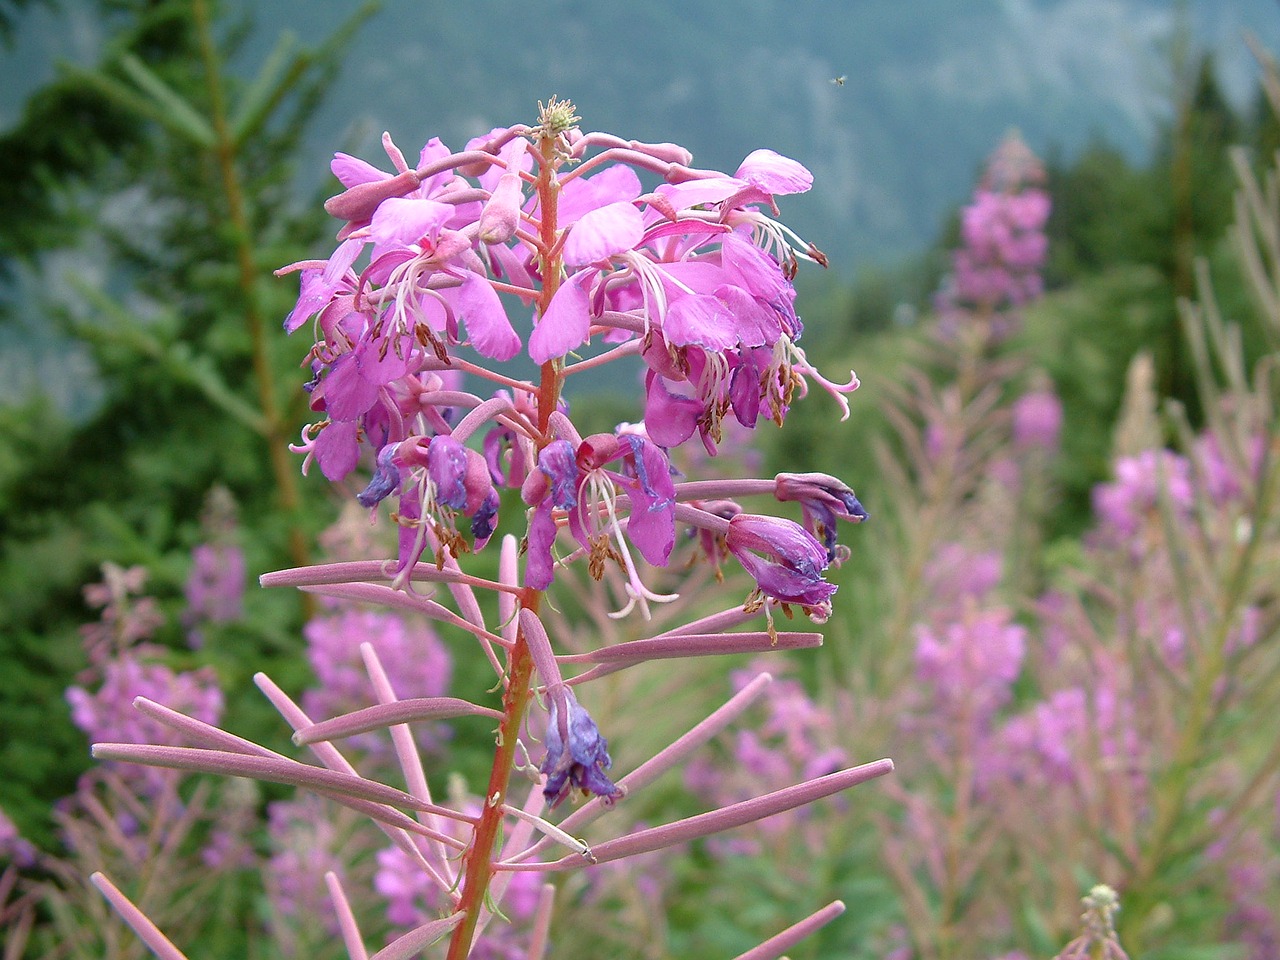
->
[725,513,837,614]
[522,430,676,597]
[774,471,868,563]
[541,690,622,808]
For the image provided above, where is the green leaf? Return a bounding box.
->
[229,31,308,146]
[63,277,267,435]
[116,52,215,147]
[57,63,178,133]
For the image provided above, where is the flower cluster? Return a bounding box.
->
[936,131,1050,335]
[89,101,884,960]
[302,606,454,757]
[66,565,224,799]
[685,661,848,855]
[277,104,859,609]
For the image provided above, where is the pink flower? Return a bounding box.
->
[1011,386,1063,452]
[1092,449,1194,539]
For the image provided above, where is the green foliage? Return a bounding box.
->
[0,0,376,841]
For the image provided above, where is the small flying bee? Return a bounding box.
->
[831,75,846,86]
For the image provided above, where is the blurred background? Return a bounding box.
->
[2,1,1280,958]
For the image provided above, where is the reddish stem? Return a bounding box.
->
[446,127,565,960]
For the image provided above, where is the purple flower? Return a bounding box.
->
[540,690,622,808]
[774,472,868,563]
[935,132,1050,334]
[725,513,837,611]
[68,656,223,797]
[922,542,1003,612]
[374,843,434,927]
[522,431,676,591]
[913,605,1025,732]
[0,807,37,869]
[265,797,343,935]
[370,433,500,577]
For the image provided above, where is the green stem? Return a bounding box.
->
[192,0,310,576]
[1121,445,1279,950]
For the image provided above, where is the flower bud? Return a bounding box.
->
[323,169,421,222]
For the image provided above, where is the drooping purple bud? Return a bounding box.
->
[470,489,500,550]
[540,690,623,809]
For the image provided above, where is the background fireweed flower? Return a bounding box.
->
[88,101,883,960]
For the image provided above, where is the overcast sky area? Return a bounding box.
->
[2,1,1279,410]
[3,0,1279,268]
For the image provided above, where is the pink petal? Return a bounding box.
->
[370,198,454,249]
[315,420,360,482]
[331,152,387,188]
[322,353,377,421]
[643,372,701,447]
[655,176,744,211]
[662,293,738,351]
[447,272,521,360]
[414,137,455,194]
[734,149,813,195]
[529,271,593,364]
[639,219,730,246]
[285,268,330,334]
[715,284,781,347]
[563,201,644,265]
[467,129,533,192]
[355,333,413,386]
[558,164,643,223]
[320,237,365,286]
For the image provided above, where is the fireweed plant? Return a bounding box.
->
[88,99,888,958]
